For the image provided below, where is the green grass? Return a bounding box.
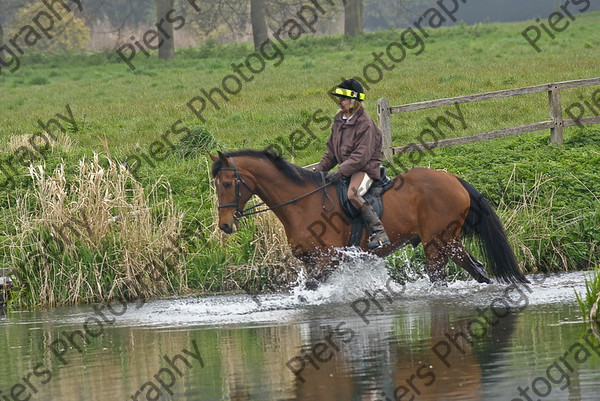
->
[1,12,600,307]
[576,265,600,321]
[2,14,599,155]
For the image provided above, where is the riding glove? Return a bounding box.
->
[326,171,341,183]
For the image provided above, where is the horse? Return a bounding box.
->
[210,149,528,288]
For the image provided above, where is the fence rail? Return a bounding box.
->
[377,77,600,161]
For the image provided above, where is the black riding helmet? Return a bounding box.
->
[331,79,366,101]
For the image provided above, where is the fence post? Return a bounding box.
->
[548,84,564,145]
[377,97,393,162]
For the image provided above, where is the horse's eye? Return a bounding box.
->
[223,182,232,189]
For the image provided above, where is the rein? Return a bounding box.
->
[217,157,334,220]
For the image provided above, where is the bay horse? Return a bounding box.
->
[210,150,528,288]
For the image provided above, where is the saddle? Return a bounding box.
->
[336,166,395,247]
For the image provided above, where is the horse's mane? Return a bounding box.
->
[211,149,323,186]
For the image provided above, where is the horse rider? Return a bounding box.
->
[313,79,391,250]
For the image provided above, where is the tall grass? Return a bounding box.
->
[497,169,598,273]
[224,210,301,294]
[575,266,600,324]
[5,154,186,308]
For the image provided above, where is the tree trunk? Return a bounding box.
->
[250,0,268,50]
[0,24,4,65]
[155,0,175,60]
[344,0,363,36]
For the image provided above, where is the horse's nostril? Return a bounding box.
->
[220,224,233,234]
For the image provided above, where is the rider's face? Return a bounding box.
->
[338,97,353,114]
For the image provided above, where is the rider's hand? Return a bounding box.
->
[326,171,341,183]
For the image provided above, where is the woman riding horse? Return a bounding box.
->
[314,79,391,250]
[210,149,528,288]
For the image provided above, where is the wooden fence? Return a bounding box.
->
[376,77,600,162]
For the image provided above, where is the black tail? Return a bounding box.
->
[457,177,529,284]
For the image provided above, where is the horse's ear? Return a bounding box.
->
[209,153,218,162]
[217,151,229,166]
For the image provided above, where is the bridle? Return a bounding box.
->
[216,157,255,220]
[216,157,334,221]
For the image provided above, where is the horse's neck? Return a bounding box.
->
[247,164,312,206]
[243,161,323,227]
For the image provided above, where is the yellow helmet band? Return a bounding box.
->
[332,87,366,101]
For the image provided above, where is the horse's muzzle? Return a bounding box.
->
[220,223,233,234]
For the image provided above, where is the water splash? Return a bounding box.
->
[64,246,588,328]
[290,247,398,305]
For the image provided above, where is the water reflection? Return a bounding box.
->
[1,273,600,401]
[288,301,521,401]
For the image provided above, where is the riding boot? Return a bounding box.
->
[360,202,391,250]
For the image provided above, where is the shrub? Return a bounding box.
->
[174,125,220,158]
[11,2,89,54]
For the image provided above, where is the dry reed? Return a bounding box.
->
[5,154,186,308]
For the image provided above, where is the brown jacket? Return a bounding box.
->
[316,107,382,180]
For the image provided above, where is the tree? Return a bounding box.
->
[182,0,248,44]
[250,0,268,49]
[344,0,363,36]
[363,0,427,31]
[90,0,154,28]
[0,0,26,47]
[11,1,89,53]
[0,23,3,65]
[173,0,331,52]
[155,0,175,60]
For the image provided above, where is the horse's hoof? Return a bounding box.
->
[297,295,308,303]
[305,278,319,291]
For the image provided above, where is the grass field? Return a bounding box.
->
[1,12,599,307]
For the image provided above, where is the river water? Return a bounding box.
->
[1,252,599,401]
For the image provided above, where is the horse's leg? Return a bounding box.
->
[422,240,448,285]
[303,252,339,290]
[448,240,492,284]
